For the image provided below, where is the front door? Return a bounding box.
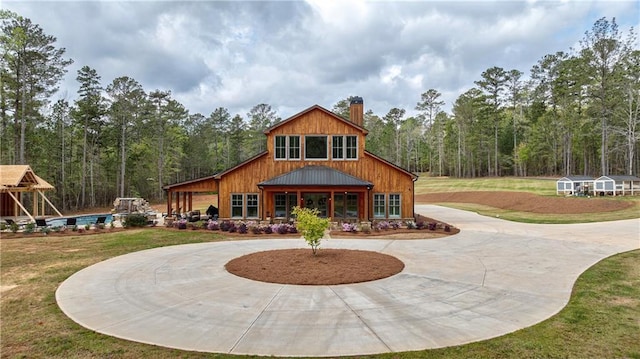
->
[303,193,328,217]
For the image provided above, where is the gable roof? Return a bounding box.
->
[557,175,594,182]
[264,105,368,135]
[258,165,373,187]
[595,175,640,181]
[0,165,54,192]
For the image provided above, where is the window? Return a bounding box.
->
[346,136,357,159]
[333,193,358,218]
[373,194,386,218]
[333,194,345,219]
[275,136,286,159]
[275,135,300,160]
[389,194,401,218]
[332,135,358,160]
[231,194,243,218]
[288,136,300,159]
[246,194,259,218]
[305,136,327,159]
[274,193,297,218]
[332,136,343,159]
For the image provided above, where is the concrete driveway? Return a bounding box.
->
[56,205,639,357]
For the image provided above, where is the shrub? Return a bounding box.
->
[207,220,219,230]
[342,222,357,232]
[220,221,231,232]
[250,225,261,234]
[444,225,451,232]
[416,221,426,230]
[228,223,237,233]
[124,213,148,228]
[237,223,248,234]
[262,225,273,234]
[24,223,35,234]
[287,224,298,233]
[406,221,417,229]
[175,219,187,230]
[9,222,19,233]
[376,221,390,231]
[428,222,437,230]
[390,221,400,230]
[40,226,51,235]
[84,224,91,231]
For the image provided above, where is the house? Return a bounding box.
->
[556,176,594,196]
[593,175,640,196]
[0,165,63,222]
[163,98,418,222]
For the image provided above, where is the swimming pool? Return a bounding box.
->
[46,214,113,228]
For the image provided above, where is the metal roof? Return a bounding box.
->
[595,175,640,181]
[258,165,373,187]
[557,175,594,181]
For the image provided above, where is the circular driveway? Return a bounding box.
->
[56,205,640,357]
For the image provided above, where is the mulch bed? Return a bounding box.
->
[225,248,405,285]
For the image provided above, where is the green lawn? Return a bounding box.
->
[414,176,558,196]
[1,228,638,358]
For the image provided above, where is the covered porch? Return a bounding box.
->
[162,175,219,217]
[258,166,373,222]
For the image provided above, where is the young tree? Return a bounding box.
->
[291,206,329,255]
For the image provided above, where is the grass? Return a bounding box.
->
[2,229,639,358]
[415,176,640,223]
[414,176,558,196]
[2,177,639,358]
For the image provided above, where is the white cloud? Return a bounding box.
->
[3,0,639,119]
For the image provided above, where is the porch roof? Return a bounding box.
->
[258,165,373,188]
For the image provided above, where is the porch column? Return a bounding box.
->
[182,193,187,214]
[188,192,193,211]
[32,192,37,217]
[166,191,172,215]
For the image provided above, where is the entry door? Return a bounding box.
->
[303,193,328,217]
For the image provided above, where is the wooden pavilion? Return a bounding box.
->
[0,165,62,222]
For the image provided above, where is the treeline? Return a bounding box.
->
[1,10,638,210]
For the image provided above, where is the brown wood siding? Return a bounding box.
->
[216,106,415,220]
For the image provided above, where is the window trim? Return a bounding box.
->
[246,193,259,219]
[388,193,401,219]
[231,193,244,218]
[288,135,301,160]
[274,136,287,160]
[331,135,358,160]
[373,193,386,218]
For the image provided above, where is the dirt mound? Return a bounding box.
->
[415,191,633,214]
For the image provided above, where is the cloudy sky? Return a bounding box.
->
[4,0,639,119]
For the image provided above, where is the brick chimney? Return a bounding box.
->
[349,96,364,127]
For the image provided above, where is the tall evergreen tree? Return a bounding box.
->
[0,10,72,164]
